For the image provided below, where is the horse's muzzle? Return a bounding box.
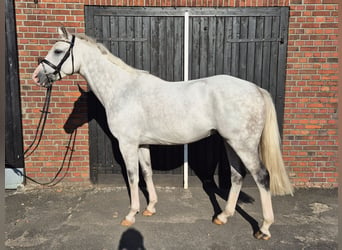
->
[32,66,55,88]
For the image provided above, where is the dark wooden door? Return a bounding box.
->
[85,7,289,183]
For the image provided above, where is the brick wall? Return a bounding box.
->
[15,0,338,187]
[283,0,338,187]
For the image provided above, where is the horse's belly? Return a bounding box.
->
[140,123,215,145]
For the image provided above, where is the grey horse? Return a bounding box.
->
[32,27,293,240]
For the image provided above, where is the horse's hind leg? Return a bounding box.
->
[251,162,274,240]
[214,143,246,225]
[138,146,158,216]
[231,145,274,240]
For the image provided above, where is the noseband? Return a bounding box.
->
[40,35,76,80]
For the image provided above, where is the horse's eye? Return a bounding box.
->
[54,49,63,55]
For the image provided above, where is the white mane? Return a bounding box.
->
[76,34,142,74]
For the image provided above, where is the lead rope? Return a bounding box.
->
[5,85,52,166]
[23,85,52,158]
[23,129,77,187]
[6,82,78,187]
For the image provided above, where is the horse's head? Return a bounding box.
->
[32,27,80,88]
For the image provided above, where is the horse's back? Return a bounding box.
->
[188,75,264,117]
[201,75,260,96]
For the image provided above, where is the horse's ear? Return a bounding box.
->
[58,26,69,39]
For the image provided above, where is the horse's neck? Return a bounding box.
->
[78,46,135,107]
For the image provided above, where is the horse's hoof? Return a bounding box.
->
[142,209,155,217]
[120,219,134,227]
[213,217,225,225]
[254,230,271,240]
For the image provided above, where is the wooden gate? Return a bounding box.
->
[85,7,289,184]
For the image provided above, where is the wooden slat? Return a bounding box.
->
[223,17,233,75]
[158,17,167,80]
[254,16,264,86]
[109,16,119,56]
[239,16,248,80]
[215,17,225,75]
[118,16,127,63]
[174,17,184,81]
[199,17,208,78]
[247,16,256,82]
[142,17,151,72]
[190,17,200,79]
[166,17,175,81]
[134,16,143,70]
[94,15,102,42]
[231,16,240,77]
[269,16,280,100]
[102,16,110,50]
[261,16,272,91]
[126,16,135,67]
[207,16,216,77]
[150,17,159,76]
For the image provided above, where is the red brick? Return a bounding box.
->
[322,0,338,3]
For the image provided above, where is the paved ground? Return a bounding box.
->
[5,176,338,250]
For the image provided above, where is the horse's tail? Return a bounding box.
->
[259,88,294,196]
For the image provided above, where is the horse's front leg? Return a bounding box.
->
[139,146,158,216]
[119,142,140,226]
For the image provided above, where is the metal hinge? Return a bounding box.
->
[225,37,283,43]
[98,37,148,43]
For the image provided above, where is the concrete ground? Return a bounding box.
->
[5,175,338,250]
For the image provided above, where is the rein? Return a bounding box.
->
[5,86,52,164]
[6,37,79,186]
[6,85,78,186]
[24,130,77,187]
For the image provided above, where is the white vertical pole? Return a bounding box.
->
[183,11,189,190]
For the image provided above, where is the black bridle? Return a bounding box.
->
[40,35,76,81]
